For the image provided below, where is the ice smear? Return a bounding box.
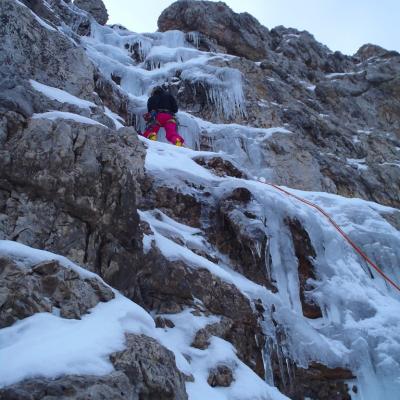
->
[32,111,107,127]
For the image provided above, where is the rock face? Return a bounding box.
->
[0,116,145,281]
[1,0,94,99]
[0,251,188,400]
[158,1,400,208]
[158,0,272,60]
[173,34,400,207]
[74,0,109,25]
[0,372,134,400]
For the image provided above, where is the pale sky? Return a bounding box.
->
[102,0,399,55]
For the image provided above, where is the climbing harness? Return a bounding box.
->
[256,179,400,293]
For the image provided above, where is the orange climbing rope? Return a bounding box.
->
[258,180,400,293]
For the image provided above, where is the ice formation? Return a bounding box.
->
[83,22,247,121]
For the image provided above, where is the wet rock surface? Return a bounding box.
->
[208,188,277,290]
[286,218,322,319]
[272,361,355,400]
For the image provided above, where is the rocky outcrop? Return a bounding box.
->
[158,0,272,60]
[270,359,355,400]
[185,44,400,208]
[111,246,266,377]
[0,372,134,400]
[355,43,399,62]
[0,257,114,328]
[208,187,277,291]
[207,364,235,387]
[111,334,188,400]
[158,2,400,208]
[74,0,109,25]
[194,156,245,178]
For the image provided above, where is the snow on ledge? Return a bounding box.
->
[32,111,107,127]
[0,240,155,388]
[30,80,96,109]
[0,240,96,279]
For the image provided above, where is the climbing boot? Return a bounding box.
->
[175,139,182,147]
[148,133,157,141]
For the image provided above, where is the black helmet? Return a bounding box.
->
[151,86,164,96]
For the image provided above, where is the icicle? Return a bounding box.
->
[187,31,200,48]
[180,66,246,119]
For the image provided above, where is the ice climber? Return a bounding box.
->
[143,86,184,146]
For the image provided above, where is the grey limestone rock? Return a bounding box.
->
[110,334,188,400]
[0,257,114,328]
[0,372,133,400]
[207,365,235,387]
[158,0,272,60]
[74,0,109,25]
[0,115,146,279]
[0,0,95,99]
